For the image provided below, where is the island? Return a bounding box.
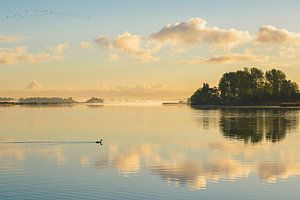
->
[85,97,104,103]
[0,97,105,106]
[190,67,300,106]
[18,97,76,104]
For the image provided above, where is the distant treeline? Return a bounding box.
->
[18,97,76,104]
[190,68,300,106]
[0,97,15,101]
[0,97,104,105]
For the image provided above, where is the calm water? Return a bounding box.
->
[1,105,300,199]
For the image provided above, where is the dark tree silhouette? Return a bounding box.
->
[191,67,299,106]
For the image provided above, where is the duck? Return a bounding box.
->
[96,139,103,145]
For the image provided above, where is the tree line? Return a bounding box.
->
[190,68,300,105]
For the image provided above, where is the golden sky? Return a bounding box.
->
[1,0,300,99]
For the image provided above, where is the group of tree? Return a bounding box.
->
[190,68,300,105]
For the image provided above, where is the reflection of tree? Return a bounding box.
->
[219,108,299,144]
[192,108,219,129]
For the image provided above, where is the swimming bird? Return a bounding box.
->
[96,139,103,145]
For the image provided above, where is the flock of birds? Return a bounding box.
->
[4,9,91,20]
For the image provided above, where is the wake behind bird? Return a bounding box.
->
[0,140,103,145]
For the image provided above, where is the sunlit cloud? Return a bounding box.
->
[150,18,250,49]
[256,25,300,45]
[80,41,92,49]
[107,53,118,61]
[93,18,300,64]
[48,42,70,54]
[94,35,110,48]
[0,34,22,43]
[0,46,51,65]
[180,53,269,64]
[95,32,158,62]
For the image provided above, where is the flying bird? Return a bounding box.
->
[4,9,91,21]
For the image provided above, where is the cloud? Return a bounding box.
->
[256,25,300,45]
[180,53,269,64]
[150,18,250,48]
[80,41,92,49]
[26,80,43,90]
[107,53,118,61]
[94,35,110,48]
[48,43,69,54]
[0,46,52,65]
[95,32,158,62]
[113,32,141,54]
[0,35,22,43]
[97,83,110,91]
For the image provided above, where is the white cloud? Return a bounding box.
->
[0,35,22,43]
[80,41,92,49]
[95,32,158,62]
[113,32,141,54]
[26,80,42,90]
[256,25,300,45]
[94,35,110,48]
[0,46,51,65]
[150,18,250,48]
[107,53,118,61]
[48,43,70,54]
[181,54,269,64]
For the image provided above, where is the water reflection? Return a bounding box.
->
[1,107,300,193]
[220,108,299,143]
[1,139,300,190]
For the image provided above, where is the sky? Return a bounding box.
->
[1,0,300,99]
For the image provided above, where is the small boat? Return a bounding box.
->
[162,100,187,105]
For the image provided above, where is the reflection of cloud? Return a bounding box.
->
[80,156,90,166]
[0,144,26,160]
[114,152,140,174]
[151,159,250,190]
[104,139,300,189]
[0,144,66,168]
[257,162,300,182]
[111,144,154,174]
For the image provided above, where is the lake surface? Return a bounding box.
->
[1,105,300,199]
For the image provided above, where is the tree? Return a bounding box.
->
[280,80,298,100]
[191,67,300,106]
[191,83,220,105]
[218,68,265,104]
[219,72,238,104]
[265,69,286,97]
